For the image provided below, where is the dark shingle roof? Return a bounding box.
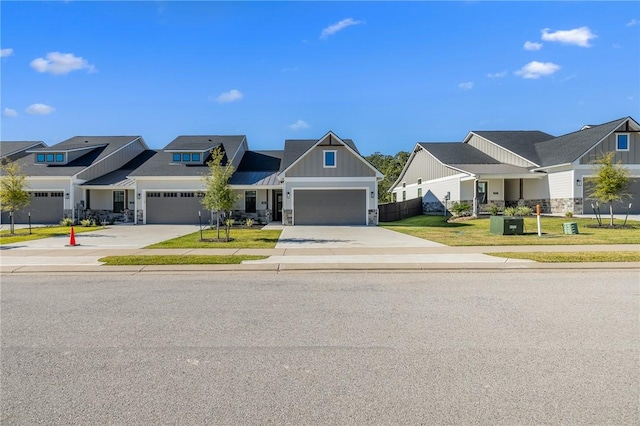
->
[470,131,555,165]
[15,136,142,177]
[534,117,629,167]
[419,143,501,164]
[129,135,245,177]
[0,141,47,158]
[163,135,245,153]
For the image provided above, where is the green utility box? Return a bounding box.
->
[562,222,579,235]
[489,216,524,235]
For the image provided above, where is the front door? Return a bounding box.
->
[274,191,283,221]
[113,191,125,213]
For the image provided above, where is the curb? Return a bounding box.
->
[2,262,639,274]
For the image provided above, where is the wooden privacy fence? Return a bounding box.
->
[378,198,423,222]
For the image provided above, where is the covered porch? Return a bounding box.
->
[459,169,548,215]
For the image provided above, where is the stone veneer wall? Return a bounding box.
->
[368,209,378,226]
[283,209,293,226]
[423,200,445,214]
[550,198,583,214]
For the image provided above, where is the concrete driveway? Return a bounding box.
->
[275,226,444,249]
[1,224,201,249]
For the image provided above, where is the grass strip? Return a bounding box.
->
[98,255,268,265]
[381,215,640,246]
[146,228,282,249]
[488,251,640,263]
[0,226,102,244]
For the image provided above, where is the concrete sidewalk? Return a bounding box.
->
[2,244,639,273]
[1,223,639,273]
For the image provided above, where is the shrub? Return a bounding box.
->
[565,211,574,218]
[80,218,94,227]
[516,206,533,216]
[489,204,501,216]
[504,206,532,217]
[450,202,471,217]
[59,217,74,226]
[245,218,254,228]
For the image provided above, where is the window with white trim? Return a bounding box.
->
[617,134,629,151]
[323,150,336,168]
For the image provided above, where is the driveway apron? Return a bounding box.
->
[275,226,445,249]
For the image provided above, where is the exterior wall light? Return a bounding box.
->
[137,193,141,199]
[371,191,375,198]
[287,192,290,198]
[576,179,582,186]
[65,193,69,199]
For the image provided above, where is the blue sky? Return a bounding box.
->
[1,1,639,155]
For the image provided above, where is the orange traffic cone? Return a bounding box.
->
[67,226,79,246]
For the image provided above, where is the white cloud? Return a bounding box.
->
[627,18,639,27]
[26,103,55,115]
[2,108,18,117]
[514,61,561,79]
[320,18,363,39]
[541,26,597,47]
[288,119,310,131]
[30,52,96,75]
[214,89,243,103]
[458,82,474,90]
[0,48,13,58]
[487,71,507,78]
[524,41,543,51]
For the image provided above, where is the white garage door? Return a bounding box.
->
[293,189,366,225]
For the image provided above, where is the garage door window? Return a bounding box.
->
[245,191,256,213]
[323,150,336,168]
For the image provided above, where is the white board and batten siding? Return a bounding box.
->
[401,149,458,185]
[467,134,536,167]
[548,170,575,199]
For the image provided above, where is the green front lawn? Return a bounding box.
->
[0,225,102,244]
[381,215,640,246]
[146,227,282,249]
[98,255,267,265]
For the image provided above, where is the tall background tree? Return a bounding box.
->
[0,161,31,234]
[588,151,631,226]
[365,150,410,203]
[201,147,238,240]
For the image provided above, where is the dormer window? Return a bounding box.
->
[171,152,204,163]
[36,152,66,164]
[323,150,336,168]
[617,134,629,151]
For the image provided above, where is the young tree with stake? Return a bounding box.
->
[201,147,238,241]
[0,161,31,234]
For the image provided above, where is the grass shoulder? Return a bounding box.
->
[488,251,640,263]
[381,215,640,246]
[98,254,267,265]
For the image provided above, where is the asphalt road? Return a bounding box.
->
[2,271,638,425]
